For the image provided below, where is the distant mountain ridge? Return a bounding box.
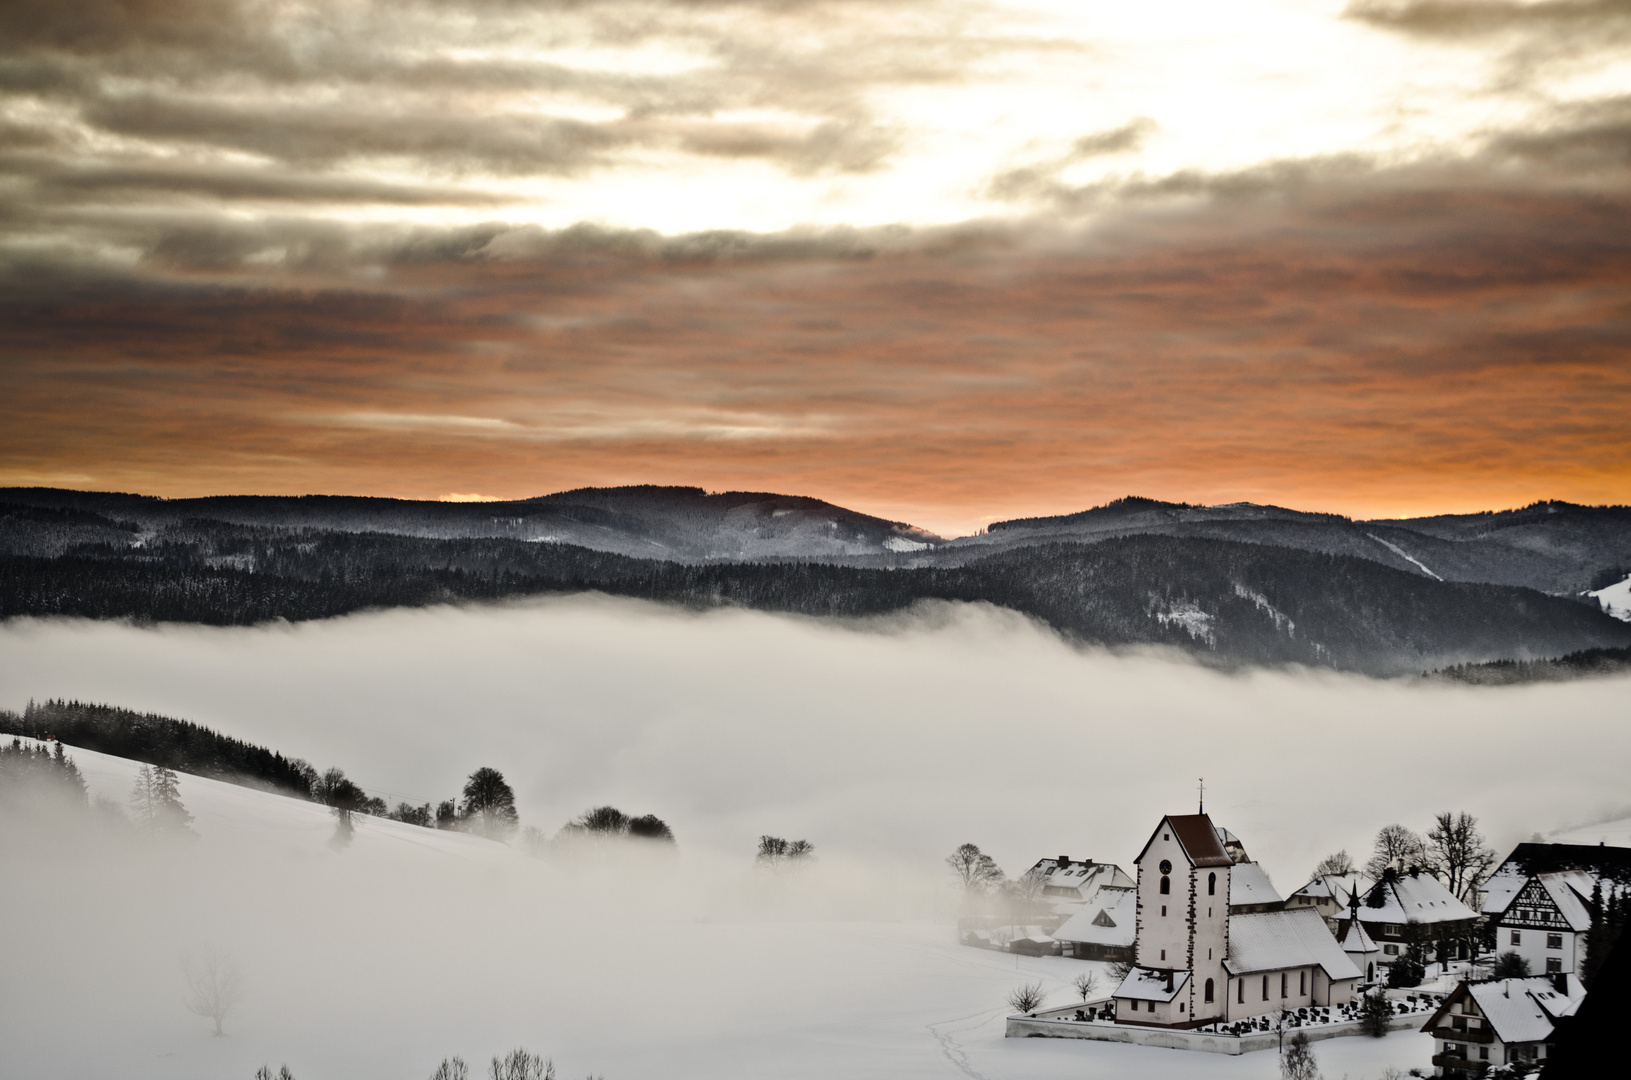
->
[2,486,1628,676]
[0,485,941,562]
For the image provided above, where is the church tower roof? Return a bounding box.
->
[1135,813,1233,868]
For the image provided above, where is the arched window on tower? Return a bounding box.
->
[1160,875,1171,895]
[1204,978,1215,1003]
[1208,872,1216,896]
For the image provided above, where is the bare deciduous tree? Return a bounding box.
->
[255,1067,296,1080]
[1007,982,1045,1014]
[1425,811,1496,904]
[183,944,245,1036]
[1312,850,1354,877]
[429,1057,469,1080]
[490,1049,554,1080]
[1072,971,1100,1002]
[1279,1029,1318,1080]
[946,843,1004,891]
[1365,824,1426,878]
[756,835,815,871]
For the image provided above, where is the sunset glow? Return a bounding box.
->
[4,0,1629,532]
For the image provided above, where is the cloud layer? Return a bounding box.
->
[3,0,1630,529]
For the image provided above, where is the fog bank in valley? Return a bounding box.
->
[3,596,1625,871]
[1,596,1626,1080]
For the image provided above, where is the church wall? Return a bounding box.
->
[1135,825,1195,973]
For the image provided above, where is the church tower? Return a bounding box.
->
[1122,813,1232,1026]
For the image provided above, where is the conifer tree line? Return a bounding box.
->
[1,697,678,849]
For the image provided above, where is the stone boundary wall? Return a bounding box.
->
[1004,1011,1429,1054]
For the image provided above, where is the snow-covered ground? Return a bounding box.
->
[2,740,1433,1080]
[1587,572,1631,622]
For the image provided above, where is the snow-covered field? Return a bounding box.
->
[4,595,1627,1079]
[1588,572,1631,622]
[2,740,1434,1080]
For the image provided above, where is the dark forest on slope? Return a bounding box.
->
[2,518,1626,675]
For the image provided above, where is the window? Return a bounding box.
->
[1511,930,1522,946]
[1209,872,1216,896]
[1546,958,1562,974]
[1208,948,1212,960]
[1161,905,1167,917]
[1547,933,1563,950]
[1299,971,1306,996]
[1205,978,1214,1003]
[1262,976,1269,1001]
[1160,949,1166,961]
[1238,979,1245,1004]
[1281,972,1287,998]
[1164,833,1170,841]
[1383,944,1399,956]
[1160,875,1171,895]
[1480,1048,1489,1061]
[1179,1003,1184,1013]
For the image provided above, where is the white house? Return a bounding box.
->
[1053,885,1136,962]
[1486,872,1594,976]
[1424,975,1584,1077]
[1110,813,1360,1028]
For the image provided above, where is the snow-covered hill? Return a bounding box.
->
[2,738,1433,1080]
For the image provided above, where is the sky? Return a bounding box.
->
[3,0,1630,536]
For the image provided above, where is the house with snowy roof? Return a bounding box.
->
[1351,867,1481,967]
[1424,974,1584,1077]
[1053,884,1136,962]
[1289,872,1376,928]
[1484,871,1595,976]
[1109,812,1361,1028]
[1021,855,1134,915]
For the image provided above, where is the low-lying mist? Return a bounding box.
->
[2,595,1627,1079]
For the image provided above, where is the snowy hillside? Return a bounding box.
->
[2,739,1434,1080]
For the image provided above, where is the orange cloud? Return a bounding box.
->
[3,182,1629,537]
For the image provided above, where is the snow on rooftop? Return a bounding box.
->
[1465,976,1586,1045]
[1292,873,1375,907]
[1113,967,1190,1002]
[1054,888,1137,948]
[1224,908,1361,981]
[1359,871,1478,925]
[1336,917,1379,956]
[1229,862,1282,907]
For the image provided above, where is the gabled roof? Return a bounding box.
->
[1357,870,1478,925]
[1025,858,1135,902]
[1054,887,1137,947]
[1336,917,1379,956]
[1291,872,1375,908]
[1230,862,1283,908]
[1135,813,1233,869]
[1113,966,1189,1002]
[1427,977,1587,1045]
[1526,874,1593,931]
[1222,908,1362,981]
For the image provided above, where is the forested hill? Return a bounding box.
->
[2,525,1626,676]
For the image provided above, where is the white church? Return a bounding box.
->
[1111,812,1363,1027]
